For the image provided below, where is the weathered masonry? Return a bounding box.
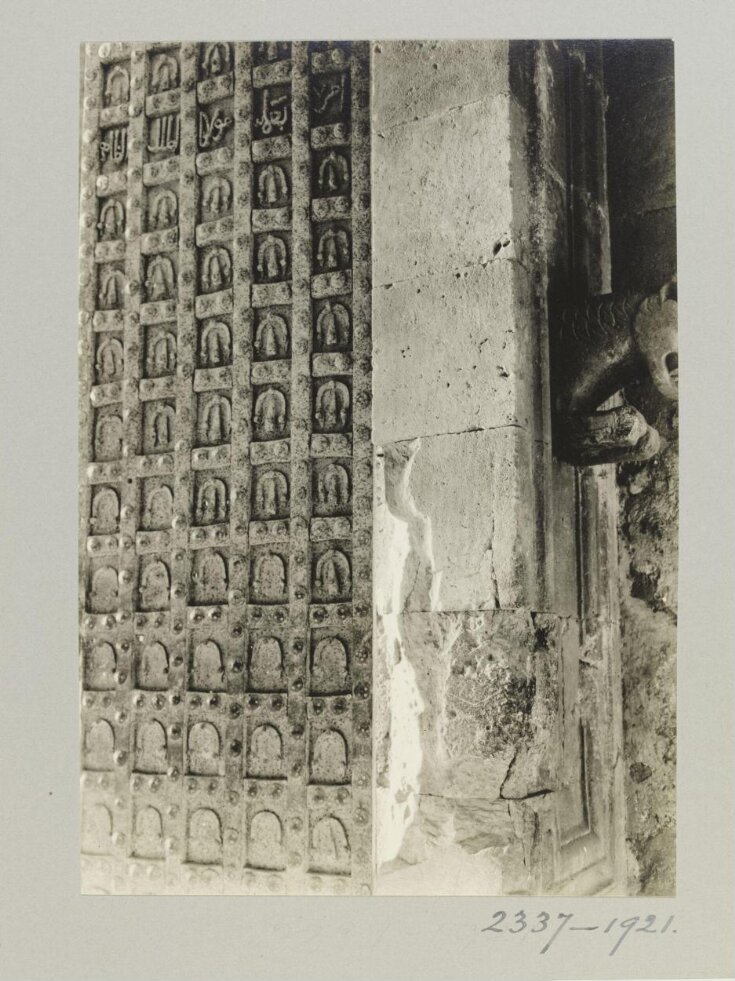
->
[78,40,676,896]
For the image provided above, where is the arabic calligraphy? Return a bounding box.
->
[199,107,233,150]
[147,114,180,154]
[255,87,290,137]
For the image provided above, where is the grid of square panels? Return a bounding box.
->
[79,40,372,895]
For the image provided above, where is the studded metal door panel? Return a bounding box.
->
[79,41,373,896]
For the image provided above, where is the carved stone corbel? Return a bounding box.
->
[551,279,678,465]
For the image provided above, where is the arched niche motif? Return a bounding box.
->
[138,641,169,690]
[253,469,288,519]
[84,719,115,770]
[200,395,231,445]
[316,301,350,349]
[249,636,285,692]
[147,330,176,377]
[187,808,222,864]
[148,189,178,230]
[310,816,350,873]
[254,311,288,359]
[192,551,228,604]
[248,724,283,778]
[188,721,221,775]
[98,198,125,240]
[151,53,178,93]
[147,403,175,452]
[82,803,113,854]
[104,65,130,106]
[248,811,285,870]
[145,255,176,302]
[201,42,231,78]
[96,337,124,382]
[90,486,119,534]
[86,641,117,690]
[314,549,351,601]
[315,463,350,511]
[311,729,349,784]
[94,412,123,462]
[311,637,349,694]
[254,388,286,439]
[143,484,173,529]
[316,227,350,272]
[191,640,225,691]
[202,175,231,217]
[195,478,228,526]
[90,565,119,613]
[257,163,288,207]
[139,559,170,611]
[133,805,164,859]
[201,247,232,293]
[200,320,231,367]
[252,552,286,602]
[256,234,287,281]
[314,380,350,432]
[134,719,167,773]
[317,150,350,195]
[98,269,126,310]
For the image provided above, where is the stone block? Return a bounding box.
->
[372,94,518,286]
[372,261,537,445]
[372,40,510,132]
[610,208,677,294]
[376,428,542,615]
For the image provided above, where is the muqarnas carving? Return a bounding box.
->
[253,385,289,440]
[191,550,228,605]
[249,635,286,691]
[255,233,289,283]
[189,639,226,691]
[134,719,168,773]
[250,549,288,604]
[133,806,165,859]
[143,401,175,453]
[247,810,285,870]
[138,557,171,611]
[137,641,170,690]
[314,299,351,351]
[85,641,117,690]
[95,335,125,382]
[312,546,352,602]
[312,461,351,515]
[103,63,130,107]
[254,309,290,360]
[313,149,350,197]
[197,392,232,445]
[187,808,223,864]
[145,326,176,377]
[552,279,678,464]
[309,815,350,874]
[98,198,126,240]
[90,486,120,533]
[313,378,351,432]
[187,721,223,775]
[148,187,178,230]
[193,474,229,525]
[252,467,289,519]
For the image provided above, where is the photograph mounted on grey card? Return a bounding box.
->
[78,39,677,897]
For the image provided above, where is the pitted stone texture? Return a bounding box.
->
[375,609,559,894]
[371,40,510,132]
[372,94,520,286]
[372,262,536,445]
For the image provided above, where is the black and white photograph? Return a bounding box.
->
[1,1,734,978]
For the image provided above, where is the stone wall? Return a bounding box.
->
[604,40,678,895]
